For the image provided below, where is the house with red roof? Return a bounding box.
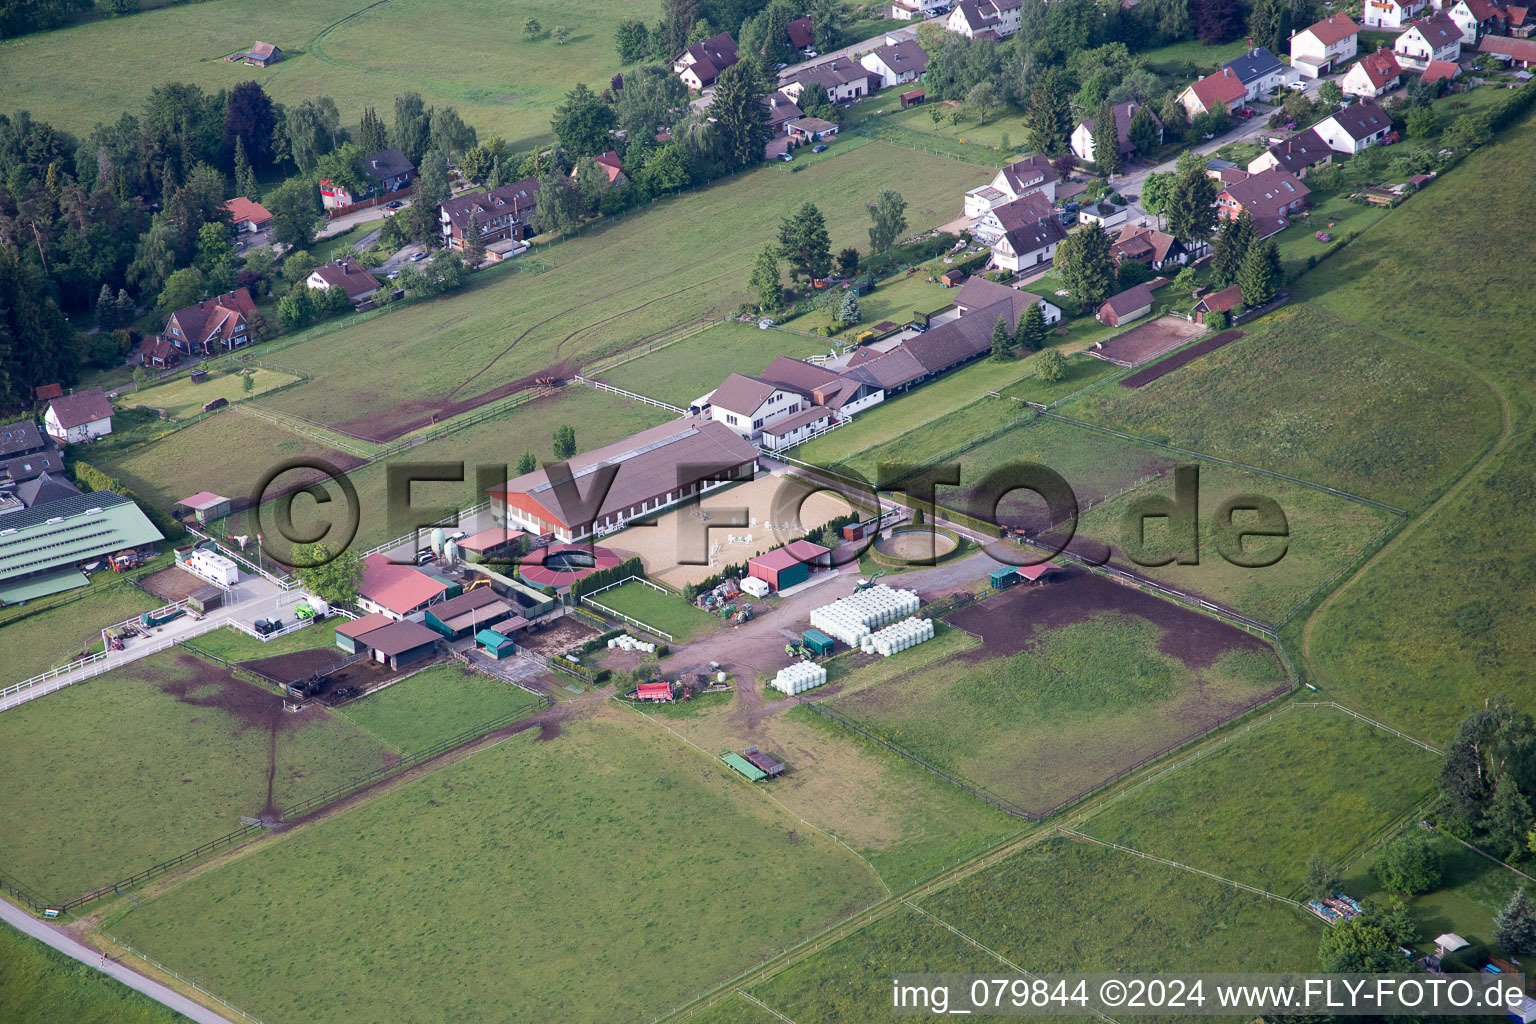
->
[1445,0,1505,42]
[1420,58,1463,81]
[1395,12,1464,66]
[222,197,272,234]
[1216,167,1311,237]
[1478,32,1536,65]
[673,31,739,89]
[1177,67,1249,118]
[44,388,113,444]
[161,288,258,356]
[1291,13,1361,76]
[1193,284,1244,323]
[1342,47,1405,96]
[358,552,451,620]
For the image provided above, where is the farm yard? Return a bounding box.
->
[0,0,665,148]
[1070,461,1398,624]
[0,650,394,902]
[251,146,987,440]
[1063,304,1503,507]
[0,581,162,683]
[110,710,887,1024]
[600,474,853,590]
[823,573,1289,816]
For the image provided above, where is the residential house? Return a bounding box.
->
[953,275,1063,325]
[1363,0,1426,28]
[890,0,949,20]
[787,16,814,50]
[1097,283,1155,327]
[1290,13,1362,76]
[137,337,179,369]
[946,0,1024,38]
[439,178,540,250]
[1445,0,1504,40]
[582,151,627,186]
[1479,33,1536,65]
[1247,126,1336,177]
[222,197,271,233]
[973,192,1068,272]
[363,148,416,193]
[1216,167,1311,236]
[1507,5,1535,36]
[1193,284,1244,323]
[757,356,885,420]
[706,374,812,441]
[0,422,64,490]
[1395,13,1463,66]
[1421,58,1464,81]
[786,117,838,141]
[963,154,1056,218]
[305,260,382,303]
[674,32,739,89]
[1110,225,1196,270]
[782,59,876,103]
[1178,67,1249,118]
[358,552,451,621]
[1223,47,1291,100]
[1313,98,1394,153]
[1070,101,1162,164]
[763,91,804,133]
[162,288,257,356]
[1078,201,1129,229]
[860,39,930,88]
[242,42,283,66]
[1342,47,1405,96]
[44,389,113,444]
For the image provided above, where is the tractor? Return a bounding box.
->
[854,571,885,592]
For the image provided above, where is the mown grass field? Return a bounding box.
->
[0,0,664,149]
[120,367,301,421]
[0,650,393,901]
[1080,706,1442,896]
[1073,461,1397,624]
[335,664,544,752]
[1063,303,1501,508]
[1298,108,1536,743]
[824,608,1285,815]
[587,581,720,642]
[595,320,831,408]
[0,580,161,682]
[0,926,183,1024]
[112,710,885,1024]
[253,145,988,436]
[752,837,1319,1022]
[181,621,338,663]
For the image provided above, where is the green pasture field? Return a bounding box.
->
[1138,36,1252,74]
[111,710,886,1024]
[118,366,302,421]
[0,580,161,682]
[1062,303,1501,508]
[997,353,1120,406]
[251,145,988,437]
[587,581,720,642]
[334,664,544,752]
[753,837,1319,1021]
[97,407,355,516]
[0,649,393,901]
[592,320,831,407]
[1080,705,1442,897]
[824,613,1285,816]
[0,926,183,1024]
[854,101,1024,163]
[181,622,338,663]
[1271,196,1391,279]
[1299,108,1536,743]
[0,0,665,149]
[1073,461,1397,623]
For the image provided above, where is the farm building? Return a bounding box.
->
[0,491,163,605]
[358,553,452,620]
[901,88,925,107]
[636,681,674,702]
[240,42,283,66]
[423,587,522,639]
[455,526,527,562]
[477,629,516,659]
[748,540,831,591]
[1194,284,1245,323]
[44,388,113,444]
[488,421,759,543]
[348,618,441,670]
[1016,562,1061,583]
[1098,283,1155,327]
[176,491,231,523]
[186,584,224,613]
[759,407,834,452]
[335,613,396,653]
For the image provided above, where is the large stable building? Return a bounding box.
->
[488,420,759,543]
[0,490,163,605]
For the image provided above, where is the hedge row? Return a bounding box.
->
[567,556,645,599]
[73,459,184,541]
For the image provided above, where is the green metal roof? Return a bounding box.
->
[0,491,163,582]
[722,753,767,781]
[0,567,89,605]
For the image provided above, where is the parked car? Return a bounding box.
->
[906,320,929,333]
[1236,107,1255,119]
[779,152,794,161]
[775,62,788,70]
[416,548,434,565]
[812,144,827,153]
[385,200,404,209]
[802,48,819,58]
[758,318,776,329]
[387,270,400,280]
[1287,80,1308,91]
[410,250,428,262]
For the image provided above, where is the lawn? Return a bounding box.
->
[824,583,1288,816]
[585,580,720,642]
[0,649,393,901]
[1271,194,1392,280]
[0,926,184,1024]
[117,366,302,421]
[1062,303,1502,508]
[214,384,672,554]
[590,320,832,407]
[752,837,1320,1022]
[1138,36,1252,74]
[1079,704,1443,897]
[783,268,953,337]
[251,144,989,439]
[180,621,338,663]
[852,101,1024,165]
[98,406,359,518]
[1298,108,1536,743]
[0,0,665,150]
[0,578,162,683]
[334,663,544,753]
[996,352,1120,406]
[1073,461,1398,624]
[110,709,886,1024]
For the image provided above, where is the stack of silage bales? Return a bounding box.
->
[808,586,920,647]
[859,617,935,657]
[771,661,828,695]
[606,633,656,654]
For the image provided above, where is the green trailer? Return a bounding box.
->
[801,629,835,657]
[989,567,1019,589]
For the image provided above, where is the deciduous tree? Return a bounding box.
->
[267,177,321,251]
[1373,831,1440,895]
[778,201,832,284]
[616,20,650,64]
[750,245,782,309]
[552,82,618,158]
[553,424,577,459]
[866,189,907,268]
[1303,853,1342,901]
[294,543,362,605]
[1035,348,1066,383]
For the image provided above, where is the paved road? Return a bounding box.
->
[0,898,237,1024]
[317,200,411,239]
